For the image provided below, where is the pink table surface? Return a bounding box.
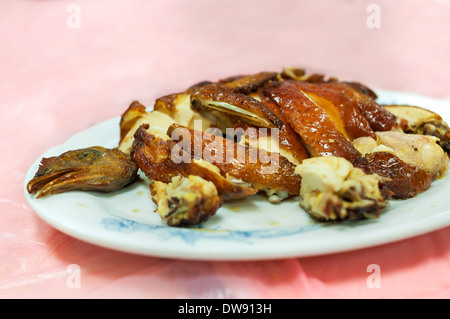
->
[1,0,449,299]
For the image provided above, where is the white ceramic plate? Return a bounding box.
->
[24,91,450,260]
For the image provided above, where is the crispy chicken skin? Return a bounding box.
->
[353,152,435,199]
[351,131,448,198]
[287,82,377,139]
[265,79,441,199]
[256,92,310,165]
[265,80,363,162]
[369,131,447,176]
[154,91,216,131]
[219,71,278,94]
[131,124,258,201]
[167,123,302,201]
[119,101,148,143]
[280,66,379,100]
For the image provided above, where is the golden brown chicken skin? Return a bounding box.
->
[265,79,437,200]
[167,123,302,199]
[256,91,310,164]
[26,67,449,227]
[265,80,363,162]
[190,83,283,129]
[219,71,278,94]
[353,152,435,199]
[150,175,223,227]
[131,124,258,201]
[285,81,377,140]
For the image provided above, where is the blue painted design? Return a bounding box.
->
[101,216,326,245]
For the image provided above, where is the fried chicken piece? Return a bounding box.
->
[255,92,310,165]
[280,67,336,84]
[131,124,258,201]
[167,123,302,202]
[188,82,310,165]
[383,104,442,132]
[333,83,397,132]
[279,68,396,132]
[353,131,448,177]
[353,152,435,199]
[119,101,148,143]
[27,67,448,227]
[190,84,283,129]
[265,80,437,199]
[296,156,389,221]
[350,130,448,199]
[265,80,363,162]
[119,91,221,155]
[383,104,450,153]
[288,82,377,139]
[219,71,278,94]
[154,91,216,131]
[27,147,138,198]
[280,67,378,99]
[150,175,222,227]
[118,109,176,154]
[231,121,308,167]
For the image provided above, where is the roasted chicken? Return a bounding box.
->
[166,123,302,202]
[264,78,448,199]
[296,156,389,221]
[27,67,450,226]
[150,175,222,227]
[384,104,450,153]
[131,124,258,201]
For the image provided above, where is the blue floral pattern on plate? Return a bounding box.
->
[101,216,326,245]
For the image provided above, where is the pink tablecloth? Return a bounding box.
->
[1,0,449,299]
